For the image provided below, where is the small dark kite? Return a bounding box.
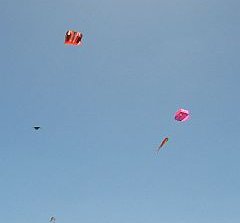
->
[50,216,56,223]
[157,137,169,152]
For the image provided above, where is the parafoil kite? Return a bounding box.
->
[175,109,190,122]
[33,126,40,130]
[65,30,83,45]
[157,137,169,152]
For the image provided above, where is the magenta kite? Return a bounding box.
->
[175,109,190,122]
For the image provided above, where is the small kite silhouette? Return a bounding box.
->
[49,216,56,223]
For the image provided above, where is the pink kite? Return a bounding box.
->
[175,109,190,122]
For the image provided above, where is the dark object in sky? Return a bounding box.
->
[50,216,56,222]
[157,137,169,152]
[33,126,40,130]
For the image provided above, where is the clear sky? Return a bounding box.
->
[1,0,240,222]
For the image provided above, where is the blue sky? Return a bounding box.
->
[1,0,240,222]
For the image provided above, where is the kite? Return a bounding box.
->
[174,109,190,122]
[33,126,40,130]
[65,30,83,45]
[157,137,169,152]
[50,217,56,223]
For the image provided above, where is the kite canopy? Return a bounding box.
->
[33,126,40,130]
[175,109,190,122]
[65,30,83,45]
